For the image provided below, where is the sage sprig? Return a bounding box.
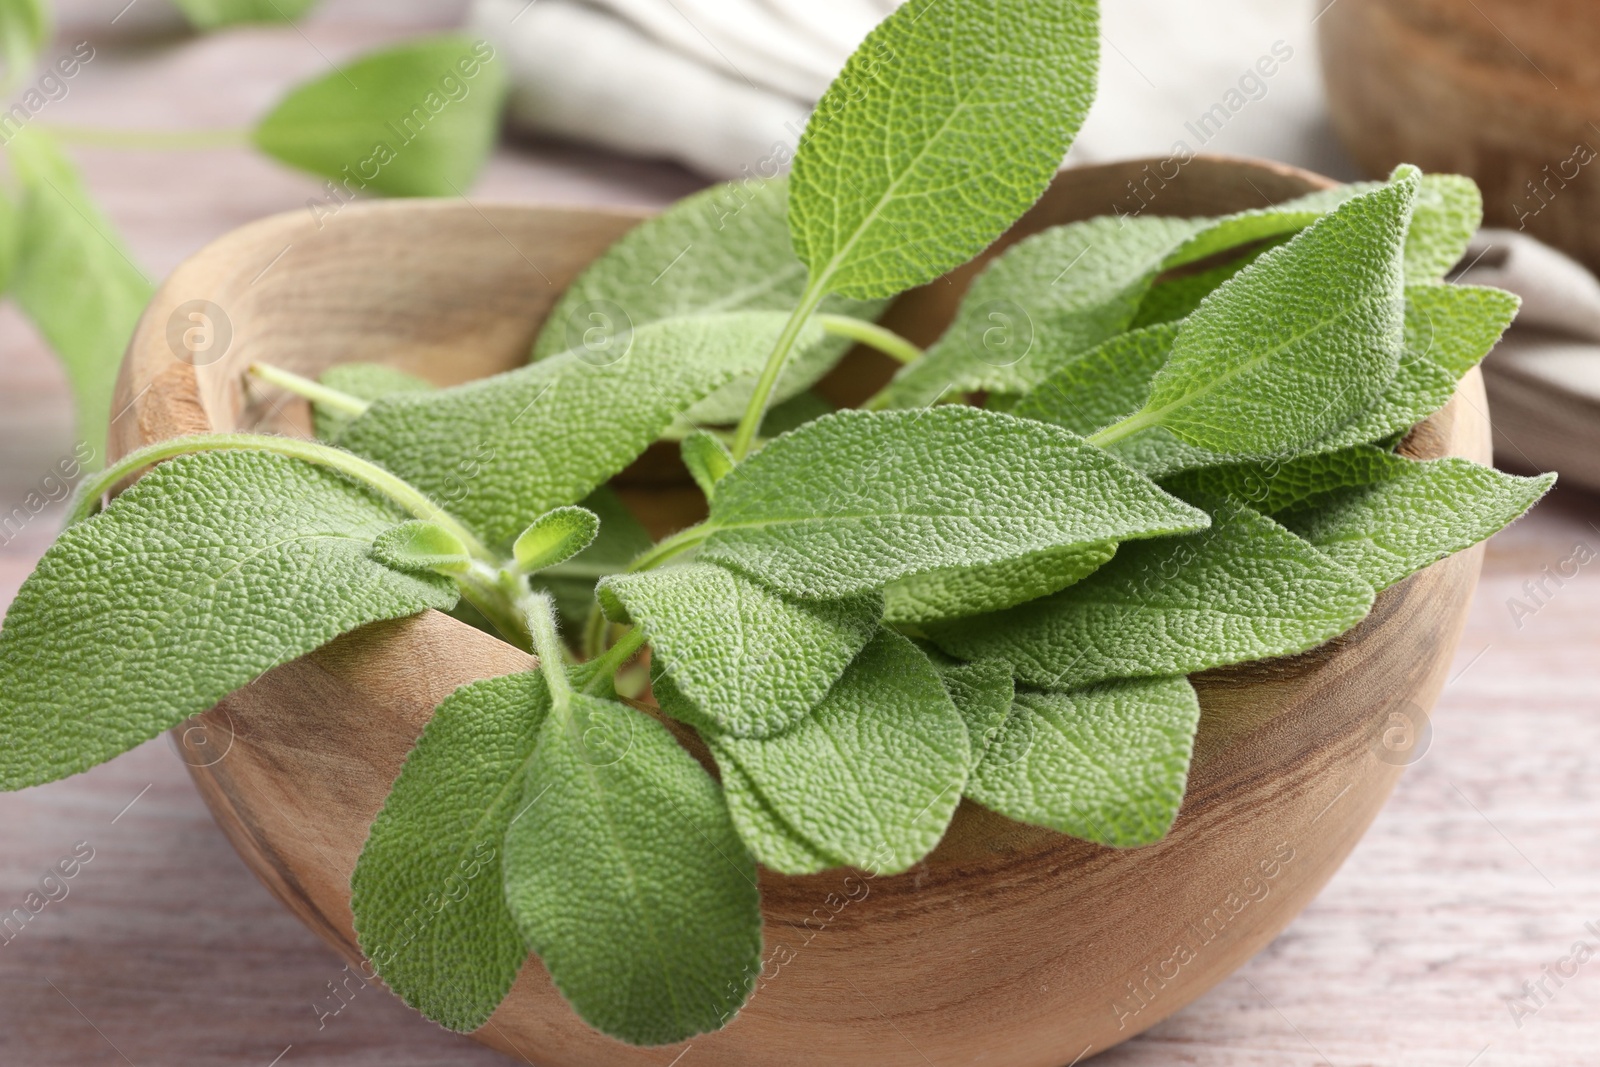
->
[0,0,1554,1048]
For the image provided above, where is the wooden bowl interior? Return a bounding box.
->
[110,158,1491,1067]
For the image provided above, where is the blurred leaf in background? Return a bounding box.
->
[171,0,320,30]
[0,0,48,82]
[7,130,152,462]
[253,34,508,197]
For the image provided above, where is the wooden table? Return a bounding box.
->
[3,3,1598,1064]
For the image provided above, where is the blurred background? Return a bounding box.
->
[1,1,1597,1064]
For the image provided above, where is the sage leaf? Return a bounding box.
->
[351,670,549,1032]
[338,311,817,547]
[883,541,1117,624]
[371,519,472,576]
[878,216,1201,407]
[0,450,458,789]
[8,130,152,462]
[1130,246,1271,329]
[699,407,1209,599]
[530,176,883,424]
[531,489,651,624]
[1404,174,1481,280]
[253,35,508,198]
[706,749,835,874]
[1274,457,1556,590]
[0,0,47,72]
[680,431,734,500]
[1104,170,1417,458]
[1011,322,1180,437]
[927,500,1374,690]
[512,505,599,574]
[788,0,1098,299]
[599,562,880,738]
[501,694,761,1045]
[171,0,318,28]
[314,362,433,442]
[1319,283,1517,448]
[933,658,1015,774]
[695,629,969,875]
[968,676,1200,847]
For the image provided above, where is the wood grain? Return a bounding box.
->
[1318,0,1600,269]
[101,157,1490,1067]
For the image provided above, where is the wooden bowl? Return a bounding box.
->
[109,158,1490,1066]
[1318,0,1600,270]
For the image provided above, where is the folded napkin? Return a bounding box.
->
[1458,230,1600,491]
[470,0,894,177]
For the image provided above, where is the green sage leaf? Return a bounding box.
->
[1106,170,1417,458]
[512,505,599,574]
[927,500,1373,690]
[0,450,458,789]
[338,311,818,547]
[788,0,1098,299]
[968,676,1200,847]
[680,431,734,500]
[371,519,472,576]
[693,629,969,875]
[501,694,762,1045]
[351,670,549,1032]
[253,35,508,198]
[530,176,883,424]
[599,562,880,738]
[8,130,153,462]
[314,362,433,442]
[699,407,1208,599]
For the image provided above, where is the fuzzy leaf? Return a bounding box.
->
[693,629,969,875]
[351,670,549,1032]
[531,489,651,624]
[879,216,1201,407]
[1319,283,1517,448]
[1276,458,1555,590]
[513,506,599,573]
[501,695,762,1045]
[968,676,1200,847]
[338,311,817,547]
[883,541,1116,624]
[699,407,1208,599]
[530,176,883,424]
[928,500,1373,690]
[371,519,472,576]
[0,450,458,789]
[788,0,1098,299]
[8,130,152,462]
[1404,174,1481,280]
[933,658,1015,773]
[1107,172,1416,458]
[1012,322,1179,436]
[253,35,507,197]
[315,362,434,442]
[600,562,880,738]
[681,431,734,500]
[1130,246,1272,329]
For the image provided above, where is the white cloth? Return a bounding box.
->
[473,0,1356,181]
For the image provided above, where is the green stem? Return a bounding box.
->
[70,433,491,562]
[1086,409,1159,448]
[249,363,370,417]
[730,281,828,460]
[625,523,712,574]
[522,591,573,712]
[817,314,924,366]
[38,123,251,151]
[580,627,647,696]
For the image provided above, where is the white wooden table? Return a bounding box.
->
[2,3,1598,1064]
